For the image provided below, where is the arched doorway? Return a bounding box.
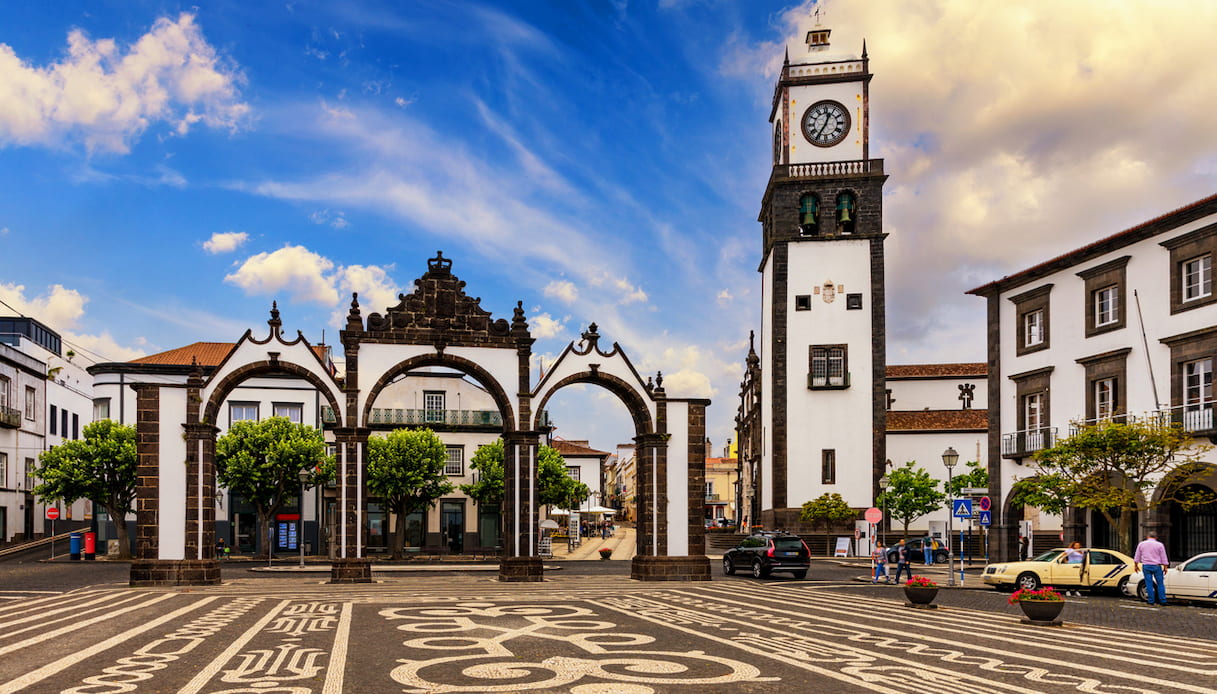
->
[1169,484,1217,560]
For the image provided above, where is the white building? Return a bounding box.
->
[969,193,1217,561]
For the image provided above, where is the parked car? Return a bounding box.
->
[1123,552,1217,603]
[722,532,810,579]
[982,547,1135,593]
[885,537,949,565]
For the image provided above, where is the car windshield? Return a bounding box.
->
[773,538,803,550]
[1030,550,1064,562]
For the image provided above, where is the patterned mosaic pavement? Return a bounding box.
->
[0,576,1212,693]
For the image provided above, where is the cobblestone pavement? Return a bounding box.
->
[0,566,1214,693]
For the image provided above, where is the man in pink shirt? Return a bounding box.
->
[1133,531,1170,606]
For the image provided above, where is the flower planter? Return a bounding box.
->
[903,585,939,609]
[1016,599,1064,625]
[598,551,613,560]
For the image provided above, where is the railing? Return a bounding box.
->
[1067,413,1134,437]
[0,405,20,428]
[777,159,883,180]
[322,406,503,427]
[1001,427,1057,458]
[704,493,721,501]
[1154,403,1215,433]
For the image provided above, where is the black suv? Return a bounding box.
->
[722,532,810,579]
[886,537,949,564]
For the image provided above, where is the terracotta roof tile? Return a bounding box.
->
[887,409,988,431]
[129,341,331,367]
[887,363,987,379]
[552,439,610,456]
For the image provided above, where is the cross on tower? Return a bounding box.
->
[958,383,975,410]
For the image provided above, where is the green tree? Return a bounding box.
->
[799,492,855,554]
[877,461,946,540]
[215,417,334,558]
[367,428,454,559]
[459,440,588,510]
[35,420,137,559]
[1012,418,1215,555]
[944,459,989,497]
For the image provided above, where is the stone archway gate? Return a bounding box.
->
[129,253,710,585]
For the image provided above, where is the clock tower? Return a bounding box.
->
[757,20,888,526]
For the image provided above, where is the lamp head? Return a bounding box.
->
[879,475,890,489]
[941,447,959,469]
[298,468,311,484]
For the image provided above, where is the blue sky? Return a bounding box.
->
[3,1,1217,452]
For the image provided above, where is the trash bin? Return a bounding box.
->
[69,532,82,561]
[83,532,96,560]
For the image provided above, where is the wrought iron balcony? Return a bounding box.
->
[1001,427,1057,459]
[1067,413,1134,437]
[1154,402,1216,435]
[321,406,504,428]
[0,405,20,428]
[704,493,721,502]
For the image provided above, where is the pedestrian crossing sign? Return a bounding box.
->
[952,499,973,518]
[979,510,992,526]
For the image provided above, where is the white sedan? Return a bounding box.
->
[1123,552,1217,603]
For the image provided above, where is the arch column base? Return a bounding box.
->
[498,556,544,582]
[630,555,712,582]
[329,558,372,584]
[129,559,221,587]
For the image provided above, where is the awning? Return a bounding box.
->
[584,505,617,515]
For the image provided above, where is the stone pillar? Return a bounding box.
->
[329,427,371,583]
[183,423,219,561]
[500,430,542,582]
[1062,508,1086,545]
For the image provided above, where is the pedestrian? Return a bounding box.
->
[923,534,934,565]
[1133,531,1170,607]
[1063,541,1086,595]
[215,537,227,560]
[871,541,888,583]
[1019,535,1029,561]
[893,539,913,583]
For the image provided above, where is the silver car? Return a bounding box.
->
[1123,552,1217,603]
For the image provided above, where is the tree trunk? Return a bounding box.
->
[105,502,133,560]
[902,519,911,540]
[1114,508,1134,555]
[391,498,407,560]
[259,509,275,560]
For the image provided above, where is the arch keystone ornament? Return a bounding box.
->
[128,253,710,585]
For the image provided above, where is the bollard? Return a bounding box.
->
[83,532,96,560]
[69,532,82,561]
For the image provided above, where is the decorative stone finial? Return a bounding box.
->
[578,323,601,353]
[427,251,453,275]
[346,292,362,331]
[268,301,282,336]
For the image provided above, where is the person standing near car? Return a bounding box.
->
[923,534,934,566]
[871,541,888,583]
[1134,531,1170,606]
[1019,535,1029,561]
[893,539,913,583]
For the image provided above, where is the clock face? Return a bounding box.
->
[801,100,851,148]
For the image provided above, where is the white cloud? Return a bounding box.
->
[0,226,8,235]
[394,96,413,108]
[613,278,648,305]
[224,245,339,304]
[203,231,249,254]
[309,209,349,229]
[0,13,249,153]
[716,288,733,306]
[543,280,578,304]
[530,312,564,339]
[0,282,145,362]
[336,264,400,315]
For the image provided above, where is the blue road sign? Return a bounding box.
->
[978,510,992,526]
[952,499,973,519]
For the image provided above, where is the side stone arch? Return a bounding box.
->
[360,353,516,432]
[203,359,345,428]
[531,371,653,436]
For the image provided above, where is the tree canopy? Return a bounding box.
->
[459,440,589,509]
[35,419,137,558]
[1011,418,1214,554]
[877,461,946,539]
[943,459,989,497]
[799,492,855,550]
[215,417,334,557]
[367,428,454,558]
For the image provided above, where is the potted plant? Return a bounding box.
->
[1008,586,1065,624]
[903,575,939,607]
[598,547,613,560]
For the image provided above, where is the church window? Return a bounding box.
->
[799,195,819,235]
[821,450,836,485]
[795,295,811,311]
[835,192,856,234]
[809,345,848,388]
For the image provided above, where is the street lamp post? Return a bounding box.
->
[878,475,890,546]
[942,447,959,587]
[298,468,311,570]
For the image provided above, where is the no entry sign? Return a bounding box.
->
[45,507,60,520]
[864,507,883,524]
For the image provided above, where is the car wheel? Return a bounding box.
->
[722,557,735,576]
[792,570,808,580]
[1137,582,1148,602]
[935,552,949,565]
[1113,576,1129,596]
[1016,572,1041,591]
[752,559,769,579]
